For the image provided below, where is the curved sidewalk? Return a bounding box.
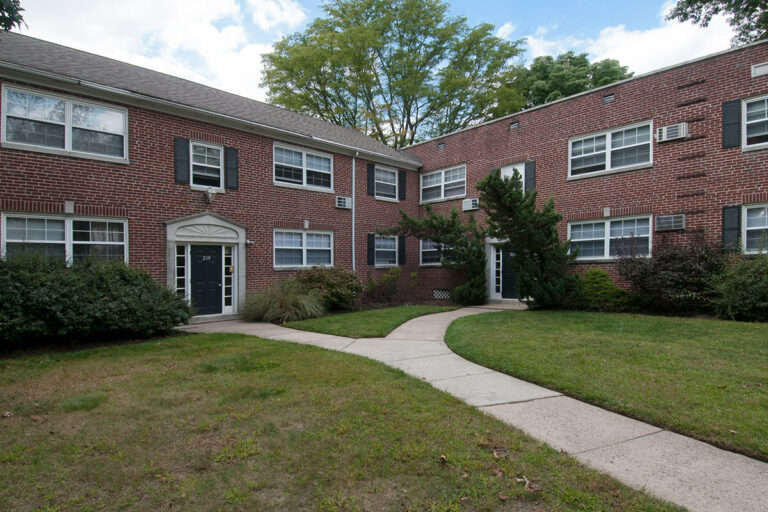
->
[182,307,768,512]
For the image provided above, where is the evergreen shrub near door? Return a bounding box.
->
[711,254,768,321]
[0,257,191,347]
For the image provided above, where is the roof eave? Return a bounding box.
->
[0,60,422,170]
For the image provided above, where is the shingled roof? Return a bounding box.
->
[0,32,422,167]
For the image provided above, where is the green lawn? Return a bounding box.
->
[0,333,682,511]
[286,304,456,338]
[445,310,768,461]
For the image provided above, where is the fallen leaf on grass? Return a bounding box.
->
[1,411,13,418]
[439,454,448,464]
[491,465,504,477]
[497,492,508,501]
[30,416,45,423]
[729,430,738,435]
[515,475,540,493]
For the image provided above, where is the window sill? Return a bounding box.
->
[567,163,652,181]
[273,264,333,271]
[273,181,334,194]
[374,264,398,269]
[191,185,225,193]
[420,195,466,206]
[2,141,130,165]
[742,143,768,153]
[375,196,399,203]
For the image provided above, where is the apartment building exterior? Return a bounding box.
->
[1,32,767,317]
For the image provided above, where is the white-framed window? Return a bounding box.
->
[744,204,768,254]
[420,239,442,266]
[190,141,223,190]
[375,166,398,200]
[273,230,333,268]
[743,96,768,150]
[500,162,526,191]
[420,164,466,203]
[1,213,128,263]
[568,216,652,260]
[375,235,398,266]
[569,121,652,178]
[2,85,128,162]
[273,143,333,191]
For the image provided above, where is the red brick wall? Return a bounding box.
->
[0,79,439,303]
[405,43,768,284]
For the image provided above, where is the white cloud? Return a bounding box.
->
[496,22,516,40]
[249,0,307,31]
[18,0,278,101]
[522,3,735,74]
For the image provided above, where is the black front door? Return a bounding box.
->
[191,245,222,315]
[501,250,519,299]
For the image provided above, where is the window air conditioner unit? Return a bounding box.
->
[655,214,685,232]
[462,198,479,211]
[656,123,688,142]
[335,196,352,209]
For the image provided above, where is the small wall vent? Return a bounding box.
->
[656,123,689,142]
[655,214,685,232]
[335,196,352,209]
[462,198,479,211]
[752,62,768,78]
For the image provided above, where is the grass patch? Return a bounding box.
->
[446,310,768,461]
[0,333,681,511]
[286,304,456,338]
[197,353,279,373]
[59,392,108,412]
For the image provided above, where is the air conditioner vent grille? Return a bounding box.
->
[656,123,689,142]
[655,214,686,232]
[335,196,352,209]
[462,198,479,211]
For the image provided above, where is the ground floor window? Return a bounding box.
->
[273,230,333,268]
[568,216,651,260]
[745,204,768,253]
[2,214,127,263]
[420,239,441,265]
[375,235,397,266]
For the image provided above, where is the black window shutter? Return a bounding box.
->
[174,137,190,184]
[398,236,406,265]
[524,160,536,192]
[398,170,407,200]
[224,147,239,190]
[722,100,741,148]
[722,205,741,252]
[367,163,375,196]
[367,233,375,265]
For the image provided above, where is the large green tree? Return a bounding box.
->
[518,51,633,107]
[0,0,23,31]
[667,0,768,45]
[262,0,524,148]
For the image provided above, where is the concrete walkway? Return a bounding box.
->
[181,307,768,512]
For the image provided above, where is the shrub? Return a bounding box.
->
[241,279,325,323]
[294,266,362,310]
[617,240,726,315]
[0,256,191,346]
[363,267,401,305]
[452,274,487,306]
[568,268,633,312]
[711,254,768,321]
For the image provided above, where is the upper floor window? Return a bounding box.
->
[2,86,128,161]
[500,162,526,191]
[191,141,223,189]
[421,165,466,203]
[273,230,333,268]
[569,122,651,178]
[568,216,651,260]
[375,166,398,200]
[744,96,768,149]
[1,214,127,263]
[274,144,333,191]
[744,204,768,254]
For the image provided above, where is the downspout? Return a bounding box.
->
[352,152,358,272]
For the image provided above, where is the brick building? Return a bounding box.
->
[1,32,767,316]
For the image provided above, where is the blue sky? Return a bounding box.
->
[19,0,734,101]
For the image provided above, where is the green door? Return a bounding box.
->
[190,245,222,315]
[501,250,519,299]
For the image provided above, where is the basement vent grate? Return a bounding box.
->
[432,288,451,300]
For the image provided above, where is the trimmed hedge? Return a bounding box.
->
[0,257,191,346]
